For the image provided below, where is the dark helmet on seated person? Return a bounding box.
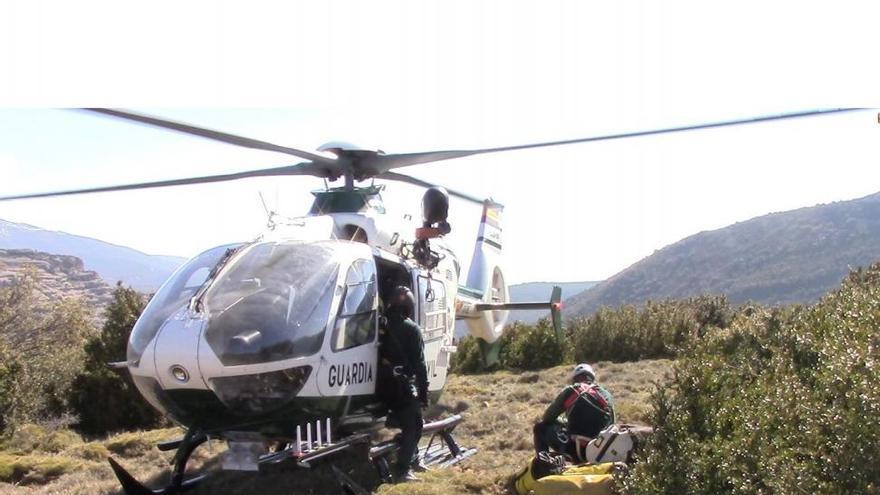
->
[388,286,415,318]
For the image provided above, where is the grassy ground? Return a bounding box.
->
[0,359,671,495]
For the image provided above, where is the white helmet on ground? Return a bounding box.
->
[570,363,596,383]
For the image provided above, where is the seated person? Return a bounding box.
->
[533,363,615,461]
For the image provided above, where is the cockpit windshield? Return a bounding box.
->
[128,244,241,366]
[203,241,340,366]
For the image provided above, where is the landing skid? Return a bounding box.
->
[370,414,477,482]
[108,415,475,494]
[108,428,207,495]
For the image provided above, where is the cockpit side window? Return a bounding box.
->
[331,259,378,351]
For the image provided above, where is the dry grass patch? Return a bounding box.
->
[61,443,109,463]
[2,425,82,455]
[0,360,671,494]
[0,453,89,485]
[374,358,672,495]
[103,428,181,458]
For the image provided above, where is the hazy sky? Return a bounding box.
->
[1,1,878,284]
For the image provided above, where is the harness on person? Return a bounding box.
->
[564,383,613,439]
[377,319,421,407]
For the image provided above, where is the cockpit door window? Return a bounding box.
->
[331,259,378,351]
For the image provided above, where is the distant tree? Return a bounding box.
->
[69,283,162,435]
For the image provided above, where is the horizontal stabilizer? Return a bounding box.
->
[467,285,564,342]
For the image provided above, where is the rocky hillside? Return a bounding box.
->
[0,249,114,321]
[0,219,186,292]
[566,191,880,316]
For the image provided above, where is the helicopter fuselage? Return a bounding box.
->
[127,211,460,440]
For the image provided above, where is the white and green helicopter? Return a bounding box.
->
[0,108,859,494]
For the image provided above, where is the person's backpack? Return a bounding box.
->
[565,384,613,438]
[582,424,652,463]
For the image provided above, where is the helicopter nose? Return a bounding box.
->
[153,318,208,391]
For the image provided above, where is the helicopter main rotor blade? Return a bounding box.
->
[366,108,866,172]
[83,109,338,166]
[0,163,324,201]
[378,171,486,205]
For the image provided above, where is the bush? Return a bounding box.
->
[68,283,162,435]
[622,265,880,495]
[498,319,564,370]
[452,318,564,373]
[569,295,732,363]
[0,346,23,433]
[449,334,485,374]
[0,272,93,433]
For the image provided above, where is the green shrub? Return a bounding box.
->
[498,319,564,370]
[449,334,485,374]
[452,319,564,373]
[569,295,732,363]
[622,265,880,495]
[0,272,93,433]
[0,346,23,433]
[68,283,163,435]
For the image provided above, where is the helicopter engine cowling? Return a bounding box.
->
[463,201,509,343]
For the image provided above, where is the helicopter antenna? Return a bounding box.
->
[258,192,277,229]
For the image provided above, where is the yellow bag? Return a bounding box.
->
[561,462,616,476]
[513,461,617,495]
[513,453,568,495]
[514,465,538,495]
[530,474,615,495]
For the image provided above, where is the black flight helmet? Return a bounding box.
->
[389,285,415,319]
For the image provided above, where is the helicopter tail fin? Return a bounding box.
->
[462,201,510,346]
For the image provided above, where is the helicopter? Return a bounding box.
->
[0,107,862,494]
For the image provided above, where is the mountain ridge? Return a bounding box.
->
[565,191,880,316]
[0,219,187,292]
